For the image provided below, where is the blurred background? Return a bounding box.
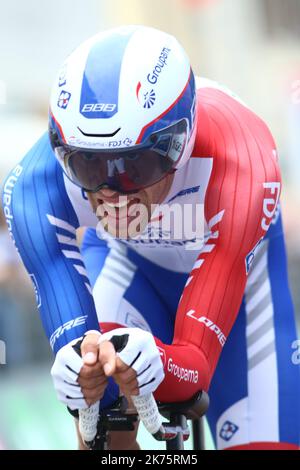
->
[0,0,299,450]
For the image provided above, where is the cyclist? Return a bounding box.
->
[2,25,299,450]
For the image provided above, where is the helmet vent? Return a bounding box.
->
[77,126,121,138]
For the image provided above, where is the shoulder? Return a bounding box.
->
[4,132,59,188]
[192,79,281,253]
[193,77,279,186]
[196,77,249,107]
[193,77,276,156]
[3,132,69,216]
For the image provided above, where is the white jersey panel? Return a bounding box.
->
[94,157,213,272]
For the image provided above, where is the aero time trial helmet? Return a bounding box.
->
[49,25,197,194]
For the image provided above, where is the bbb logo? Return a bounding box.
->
[81,103,117,113]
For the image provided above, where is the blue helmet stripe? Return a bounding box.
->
[80,30,135,119]
[137,69,196,143]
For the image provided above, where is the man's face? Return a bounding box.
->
[87,172,174,239]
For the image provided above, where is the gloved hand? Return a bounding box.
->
[51,330,116,410]
[99,327,165,397]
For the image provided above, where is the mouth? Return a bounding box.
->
[102,199,129,209]
[96,196,142,222]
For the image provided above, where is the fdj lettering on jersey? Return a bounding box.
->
[147,47,171,84]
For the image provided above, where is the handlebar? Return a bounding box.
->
[79,390,209,448]
[79,393,165,447]
[78,401,100,444]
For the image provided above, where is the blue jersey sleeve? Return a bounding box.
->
[2,133,100,354]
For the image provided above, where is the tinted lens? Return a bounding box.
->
[55,119,187,193]
[66,148,175,193]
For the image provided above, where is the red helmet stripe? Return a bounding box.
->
[50,109,67,144]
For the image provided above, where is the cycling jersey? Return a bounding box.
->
[81,213,299,449]
[2,79,282,404]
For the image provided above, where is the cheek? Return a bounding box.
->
[138,192,153,216]
[144,188,160,207]
[87,194,98,212]
[143,186,158,205]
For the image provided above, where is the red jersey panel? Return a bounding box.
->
[154,86,281,402]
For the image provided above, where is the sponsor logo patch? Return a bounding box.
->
[50,315,88,349]
[58,64,67,87]
[57,90,71,109]
[186,310,227,347]
[219,421,239,441]
[2,164,23,249]
[167,358,199,384]
[136,82,156,109]
[158,347,167,368]
[261,182,281,232]
[81,103,117,113]
[245,237,264,274]
[168,185,200,203]
[147,47,171,85]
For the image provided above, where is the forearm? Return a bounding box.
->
[153,338,210,403]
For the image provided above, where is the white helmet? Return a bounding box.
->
[49,25,197,193]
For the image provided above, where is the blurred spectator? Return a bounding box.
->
[0,207,50,369]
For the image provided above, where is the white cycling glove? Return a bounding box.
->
[99,327,165,396]
[51,332,100,410]
[51,328,165,410]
